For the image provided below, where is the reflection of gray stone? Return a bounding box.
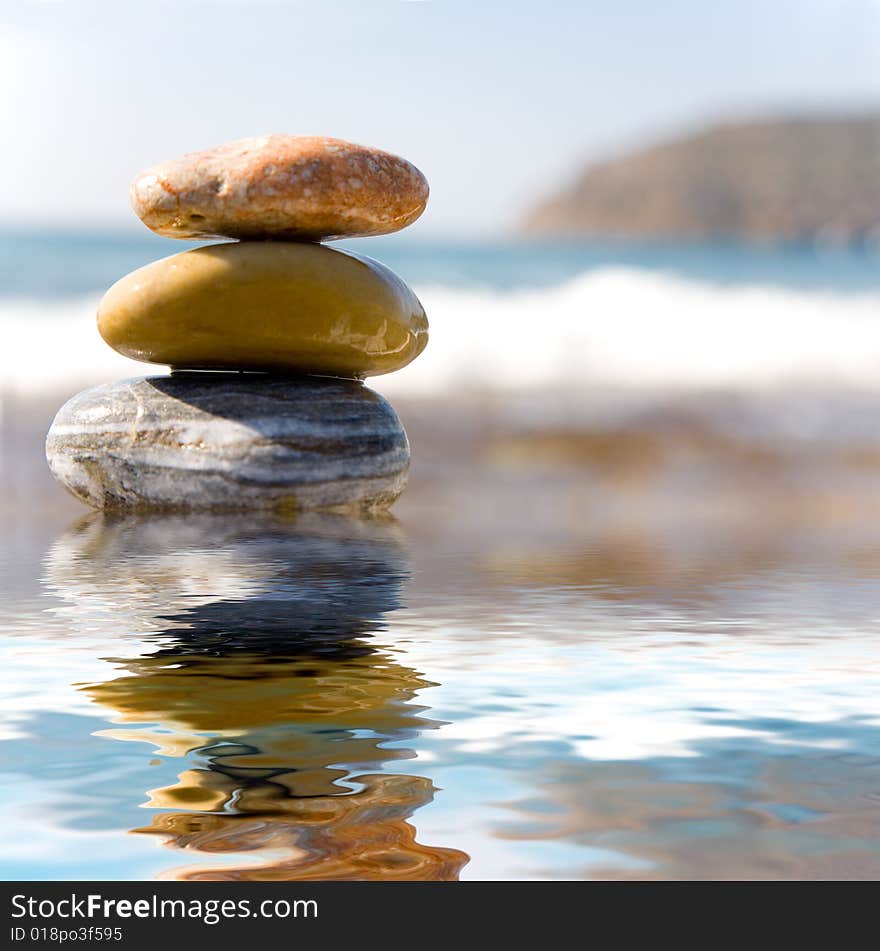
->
[43,511,429,803]
[45,374,409,512]
[45,511,409,649]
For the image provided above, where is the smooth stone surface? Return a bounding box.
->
[97,242,429,378]
[130,135,429,241]
[46,374,410,512]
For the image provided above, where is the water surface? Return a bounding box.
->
[3,497,880,880]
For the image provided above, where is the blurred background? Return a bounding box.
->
[4,1,880,881]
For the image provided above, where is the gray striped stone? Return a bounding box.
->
[46,374,409,512]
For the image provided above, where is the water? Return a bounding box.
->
[3,230,880,298]
[3,499,880,881]
[6,232,880,397]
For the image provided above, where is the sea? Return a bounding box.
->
[3,233,880,880]
[4,230,880,396]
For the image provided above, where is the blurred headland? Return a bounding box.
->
[522,113,880,245]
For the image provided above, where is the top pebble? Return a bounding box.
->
[130,135,429,241]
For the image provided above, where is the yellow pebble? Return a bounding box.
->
[97,242,428,377]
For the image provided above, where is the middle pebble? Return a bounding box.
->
[98,242,429,378]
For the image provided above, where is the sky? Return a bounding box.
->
[1,0,880,236]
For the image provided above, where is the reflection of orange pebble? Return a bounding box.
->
[135,774,469,881]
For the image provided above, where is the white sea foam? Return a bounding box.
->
[0,294,154,396]
[381,269,880,396]
[4,269,880,397]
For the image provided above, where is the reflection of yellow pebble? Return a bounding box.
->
[97,242,429,378]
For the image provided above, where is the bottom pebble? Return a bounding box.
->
[45,373,410,512]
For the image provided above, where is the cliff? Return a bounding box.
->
[521,115,880,243]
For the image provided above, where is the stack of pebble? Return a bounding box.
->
[46,136,430,512]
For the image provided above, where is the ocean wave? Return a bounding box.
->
[4,268,880,397]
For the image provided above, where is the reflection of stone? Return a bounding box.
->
[46,511,467,879]
[87,648,437,791]
[45,511,408,638]
[135,773,468,882]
